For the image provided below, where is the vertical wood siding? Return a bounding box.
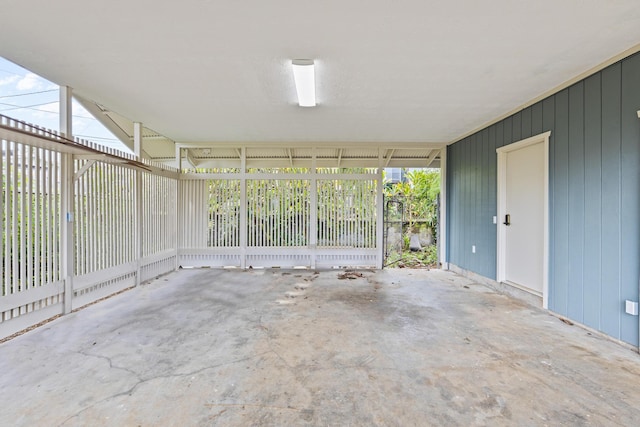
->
[447,52,640,346]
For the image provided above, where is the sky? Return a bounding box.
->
[0,56,129,152]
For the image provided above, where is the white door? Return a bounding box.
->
[503,142,544,294]
[497,131,550,306]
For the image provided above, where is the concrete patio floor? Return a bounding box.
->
[1,268,639,426]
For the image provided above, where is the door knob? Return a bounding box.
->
[503,214,511,226]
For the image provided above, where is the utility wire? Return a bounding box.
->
[0,68,23,77]
[0,89,58,99]
[1,102,123,142]
[0,101,103,120]
[0,100,59,112]
[74,134,119,142]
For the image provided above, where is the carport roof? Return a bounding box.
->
[0,1,639,162]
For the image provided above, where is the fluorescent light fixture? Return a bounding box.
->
[292,59,316,107]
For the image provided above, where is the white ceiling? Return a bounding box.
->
[1,0,639,146]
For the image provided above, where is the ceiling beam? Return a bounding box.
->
[426,149,439,168]
[176,141,446,150]
[131,135,170,141]
[384,149,395,167]
[73,94,134,151]
[184,148,198,168]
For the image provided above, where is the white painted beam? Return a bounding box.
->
[74,159,97,180]
[384,149,395,167]
[59,86,74,314]
[425,149,436,168]
[184,148,198,169]
[177,141,446,150]
[134,122,143,285]
[310,148,318,269]
[376,149,384,269]
[73,154,128,162]
[133,122,143,159]
[175,146,182,171]
[60,86,72,139]
[74,94,135,151]
[438,148,447,269]
[131,135,168,141]
[240,148,247,268]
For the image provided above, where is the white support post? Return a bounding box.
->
[134,122,143,157]
[376,149,384,269]
[310,149,318,269]
[239,148,247,268]
[439,147,448,269]
[175,145,182,171]
[59,86,74,313]
[174,145,182,270]
[134,122,143,285]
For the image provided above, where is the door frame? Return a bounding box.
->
[496,131,551,308]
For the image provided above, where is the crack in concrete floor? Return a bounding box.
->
[58,350,275,426]
[1,268,639,426]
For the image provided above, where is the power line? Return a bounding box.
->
[0,67,53,84]
[0,109,121,142]
[0,89,58,99]
[0,68,24,77]
[0,101,102,120]
[74,136,121,144]
[0,100,59,112]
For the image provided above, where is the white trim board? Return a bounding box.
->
[496,131,551,309]
[439,147,448,267]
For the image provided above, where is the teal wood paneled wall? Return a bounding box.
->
[446,52,640,345]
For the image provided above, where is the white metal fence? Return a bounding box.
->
[317,179,377,248]
[1,116,178,339]
[140,172,177,283]
[1,115,384,339]
[247,179,310,247]
[74,160,136,275]
[1,139,63,331]
[178,170,381,269]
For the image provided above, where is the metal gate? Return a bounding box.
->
[382,193,441,268]
[383,196,404,267]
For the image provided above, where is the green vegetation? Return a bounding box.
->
[388,244,438,268]
[384,169,440,268]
